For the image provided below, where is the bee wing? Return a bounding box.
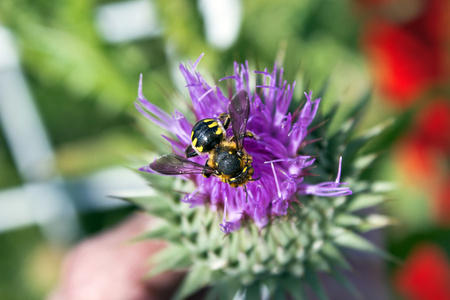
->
[228,90,250,150]
[150,153,213,175]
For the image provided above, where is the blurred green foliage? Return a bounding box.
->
[0,226,47,300]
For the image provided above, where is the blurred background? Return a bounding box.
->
[0,0,449,299]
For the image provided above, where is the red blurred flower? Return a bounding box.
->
[394,136,441,187]
[395,244,450,300]
[361,0,450,107]
[394,99,450,183]
[363,21,437,106]
[404,0,450,47]
[433,177,450,226]
[415,99,450,154]
[393,99,450,225]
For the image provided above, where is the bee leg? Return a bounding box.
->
[218,113,231,130]
[230,130,257,142]
[244,131,255,138]
[202,160,212,178]
[243,184,248,202]
[248,167,260,182]
[185,144,199,158]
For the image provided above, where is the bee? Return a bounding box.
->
[149,90,257,189]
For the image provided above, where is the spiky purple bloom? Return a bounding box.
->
[136,54,352,233]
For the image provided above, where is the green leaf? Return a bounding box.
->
[320,102,340,130]
[361,106,415,154]
[180,215,193,236]
[359,214,397,232]
[132,221,178,241]
[273,284,287,300]
[228,230,240,262]
[333,231,400,263]
[320,243,351,270]
[352,153,379,171]
[304,265,329,300]
[281,275,305,300]
[334,214,362,227]
[245,282,262,300]
[327,91,371,142]
[118,194,176,221]
[137,170,179,193]
[205,278,242,300]
[309,252,330,272]
[346,91,371,122]
[207,251,227,271]
[173,264,212,300]
[343,118,394,164]
[347,194,387,212]
[330,269,362,300]
[196,220,210,253]
[328,117,355,152]
[370,181,397,193]
[147,245,191,278]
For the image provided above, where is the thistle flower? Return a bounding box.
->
[136,54,351,233]
[129,56,393,299]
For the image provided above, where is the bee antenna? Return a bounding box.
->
[249,176,260,181]
[243,185,249,202]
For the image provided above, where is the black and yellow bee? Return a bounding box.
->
[150,90,257,188]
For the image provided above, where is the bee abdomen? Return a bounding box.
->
[191,118,224,153]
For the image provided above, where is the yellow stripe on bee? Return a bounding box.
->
[203,119,214,123]
[243,167,247,172]
[207,122,218,128]
[196,146,204,152]
[192,138,198,147]
[215,127,222,135]
[191,131,194,139]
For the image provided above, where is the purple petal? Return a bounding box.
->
[287,121,308,156]
[136,75,173,130]
[272,198,289,215]
[297,157,352,197]
[298,91,321,127]
[220,221,241,234]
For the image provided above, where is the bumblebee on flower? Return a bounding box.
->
[136,54,351,233]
